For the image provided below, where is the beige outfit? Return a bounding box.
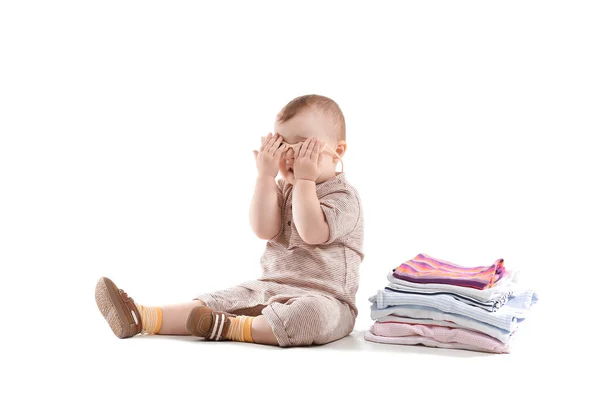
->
[195,172,364,347]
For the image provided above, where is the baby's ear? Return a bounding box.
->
[335,141,347,160]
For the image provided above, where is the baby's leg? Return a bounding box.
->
[95,276,204,337]
[147,296,278,342]
[186,307,279,345]
[260,294,356,347]
[96,277,278,343]
[248,315,279,345]
[157,300,205,335]
[190,287,281,345]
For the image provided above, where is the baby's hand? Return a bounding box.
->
[253,133,286,179]
[293,137,323,182]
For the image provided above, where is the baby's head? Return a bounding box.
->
[274,94,347,185]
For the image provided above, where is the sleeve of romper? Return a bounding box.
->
[319,187,361,245]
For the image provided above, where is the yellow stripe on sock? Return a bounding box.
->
[225,316,254,343]
[135,304,163,334]
[243,316,254,342]
[154,307,162,334]
[236,318,243,341]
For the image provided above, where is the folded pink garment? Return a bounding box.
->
[365,331,503,353]
[368,321,510,354]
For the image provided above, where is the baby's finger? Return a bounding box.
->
[299,138,310,158]
[268,135,283,155]
[310,139,319,159]
[260,133,272,152]
[303,137,315,158]
[274,141,287,158]
[306,138,316,159]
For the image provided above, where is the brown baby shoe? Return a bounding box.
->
[186,306,236,341]
[95,277,142,339]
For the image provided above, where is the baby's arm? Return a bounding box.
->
[250,133,287,240]
[249,176,282,240]
[292,180,330,245]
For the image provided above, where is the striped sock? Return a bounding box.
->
[224,316,255,342]
[135,304,163,334]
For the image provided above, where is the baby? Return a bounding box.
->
[95,94,364,347]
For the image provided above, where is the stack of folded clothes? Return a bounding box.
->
[365,253,538,353]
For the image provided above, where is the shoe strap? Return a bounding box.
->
[118,289,142,331]
[210,310,235,341]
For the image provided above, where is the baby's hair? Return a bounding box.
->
[277,94,346,143]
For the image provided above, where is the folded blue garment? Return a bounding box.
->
[369,289,538,333]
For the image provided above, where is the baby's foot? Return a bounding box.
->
[95,277,142,338]
[186,306,236,341]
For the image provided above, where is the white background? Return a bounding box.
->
[1,1,598,399]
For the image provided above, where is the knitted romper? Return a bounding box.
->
[194,172,364,347]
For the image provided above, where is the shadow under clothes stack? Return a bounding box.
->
[365,253,538,354]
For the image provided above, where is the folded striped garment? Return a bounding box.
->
[387,270,516,305]
[383,286,503,312]
[393,253,506,290]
